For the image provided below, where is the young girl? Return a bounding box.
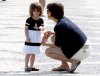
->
[23,2,44,72]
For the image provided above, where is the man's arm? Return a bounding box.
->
[41,43,57,48]
[42,31,55,43]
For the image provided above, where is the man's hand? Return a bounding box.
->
[41,33,49,43]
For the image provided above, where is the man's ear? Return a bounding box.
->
[48,12,51,17]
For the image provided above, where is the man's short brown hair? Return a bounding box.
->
[47,3,64,19]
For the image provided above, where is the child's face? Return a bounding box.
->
[32,9,40,17]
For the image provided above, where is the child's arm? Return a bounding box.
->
[25,26,30,42]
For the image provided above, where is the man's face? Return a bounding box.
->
[47,9,51,19]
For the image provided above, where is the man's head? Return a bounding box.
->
[47,3,64,20]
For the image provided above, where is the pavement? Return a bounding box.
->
[0,0,100,76]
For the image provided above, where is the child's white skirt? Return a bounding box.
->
[23,30,42,54]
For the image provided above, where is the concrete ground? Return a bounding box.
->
[0,0,100,76]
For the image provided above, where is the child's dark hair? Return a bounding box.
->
[47,3,64,19]
[29,2,43,17]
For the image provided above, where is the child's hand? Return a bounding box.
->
[39,26,44,31]
[25,38,30,43]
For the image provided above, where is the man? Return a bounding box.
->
[42,2,90,73]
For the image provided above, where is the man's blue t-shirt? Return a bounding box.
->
[54,16,87,59]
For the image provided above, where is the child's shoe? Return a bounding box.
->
[25,68,31,72]
[30,67,39,71]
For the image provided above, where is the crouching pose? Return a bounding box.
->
[42,2,90,73]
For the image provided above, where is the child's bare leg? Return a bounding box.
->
[25,54,30,68]
[30,54,35,68]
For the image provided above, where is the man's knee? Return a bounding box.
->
[45,48,50,56]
